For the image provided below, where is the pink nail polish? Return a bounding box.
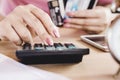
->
[65,19,71,23]
[64,24,71,28]
[45,38,53,45]
[64,19,67,23]
[53,30,60,38]
[67,12,74,17]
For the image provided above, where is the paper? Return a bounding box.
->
[0,53,70,80]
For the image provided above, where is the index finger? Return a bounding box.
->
[26,4,60,38]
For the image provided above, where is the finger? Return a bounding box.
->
[27,26,37,38]
[10,18,33,44]
[64,18,105,26]
[66,9,102,18]
[0,22,9,41]
[21,8,53,45]
[63,23,83,29]
[26,4,60,38]
[83,26,105,34]
[40,33,53,45]
[7,14,33,43]
[11,7,37,39]
[63,23,105,34]
[0,36,9,41]
[1,21,22,45]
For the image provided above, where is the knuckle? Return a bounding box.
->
[6,14,16,21]
[21,34,29,41]
[21,30,29,39]
[12,37,21,44]
[32,17,40,24]
[15,5,24,10]
[38,9,49,17]
[27,4,34,7]
[13,5,24,13]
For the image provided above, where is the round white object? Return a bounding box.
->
[107,16,120,63]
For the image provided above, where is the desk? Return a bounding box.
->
[0,28,119,80]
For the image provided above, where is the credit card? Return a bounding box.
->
[48,0,98,27]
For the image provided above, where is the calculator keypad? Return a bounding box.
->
[16,43,89,64]
[23,43,76,50]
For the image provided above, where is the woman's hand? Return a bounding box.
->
[0,4,60,45]
[64,6,117,34]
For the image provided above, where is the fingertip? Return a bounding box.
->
[53,29,60,38]
[66,12,75,17]
[45,37,53,45]
[51,25,60,38]
[39,33,54,45]
[64,19,68,23]
[63,24,71,28]
[29,38,34,46]
[14,39,23,46]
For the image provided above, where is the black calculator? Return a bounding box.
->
[16,43,89,64]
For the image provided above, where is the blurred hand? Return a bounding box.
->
[64,6,117,34]
[0,4,60,45]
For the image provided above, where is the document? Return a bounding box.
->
[0,53,70,80]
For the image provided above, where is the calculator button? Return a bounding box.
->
[54,43,60,47]
[23,43,31,50]
[34,44,44,50]
[44,45,55,50]
[58,43,66,49]
[64,43,76,49]
[54,43,66,50]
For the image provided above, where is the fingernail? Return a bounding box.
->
[66,12,74,17]
[53,29,60,38]
[45,38,53,45]
[63,24,71,28]
[64,19,70,23]
[51,32,56,38]
[16,40,23,46]
[63,19,67,23]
